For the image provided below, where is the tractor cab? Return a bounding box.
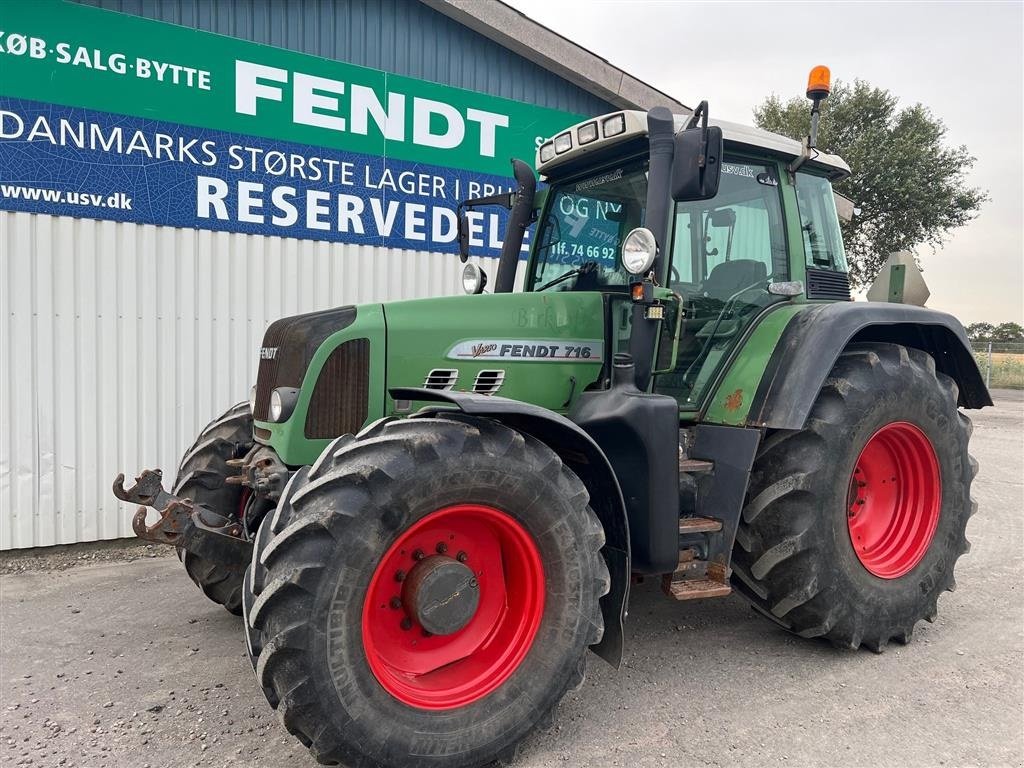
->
[524,108,852,411]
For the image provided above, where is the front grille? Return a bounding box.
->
[805,268,852,301]
[304,338,370,439]
[254,307,356,420]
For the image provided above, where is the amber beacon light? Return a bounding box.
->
[806,65,831,100]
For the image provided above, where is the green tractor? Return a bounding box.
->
[114,69,989,767]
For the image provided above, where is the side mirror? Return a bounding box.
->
[672,125,723,202]
[457,212,471,263]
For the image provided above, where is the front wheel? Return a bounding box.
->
[247,415,609,767]
[731,343,977,651]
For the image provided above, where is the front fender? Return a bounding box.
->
[389,387,630,668]
[748,302,992,430]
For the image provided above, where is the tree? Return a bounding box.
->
[965,322,995,342]
[754,80,987,287]
[992,322,1024,342]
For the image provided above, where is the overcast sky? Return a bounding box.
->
[505,0,1024,325]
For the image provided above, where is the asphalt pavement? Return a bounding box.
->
[2,391,1022,768]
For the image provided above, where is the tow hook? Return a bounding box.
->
[112,469,252,570]
[225,446,290,501]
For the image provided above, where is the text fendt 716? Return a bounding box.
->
[114,68,990,768]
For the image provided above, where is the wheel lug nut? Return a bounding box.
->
[400,617,412,631]
[456,551,468,563]
[395,569,406,582]
[857,499,866,505]
[389,597,402,609]
[436,542,448,555]
[412,549,425,561]
[858,481,867,488]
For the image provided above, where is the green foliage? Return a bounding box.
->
[966,321,1024,342]
[966,322,996,341]
[753,80,987,287]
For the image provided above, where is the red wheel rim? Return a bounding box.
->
[362,504,545,710]
[847,422,941,578]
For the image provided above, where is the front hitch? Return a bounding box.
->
[113,469,253,571]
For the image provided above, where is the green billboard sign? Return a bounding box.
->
[0,0,586,252]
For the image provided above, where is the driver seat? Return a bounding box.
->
[701,259,768,301]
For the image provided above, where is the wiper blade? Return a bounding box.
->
[536,261,598,292]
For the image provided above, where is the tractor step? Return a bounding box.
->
[678,516,722,534]
[662,577,733,601]
[679,457,714,474]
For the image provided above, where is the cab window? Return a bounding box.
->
[670,160,787,290]
[795,172,848,272]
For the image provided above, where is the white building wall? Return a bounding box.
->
[0,211,505,549]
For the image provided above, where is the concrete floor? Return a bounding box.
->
[2,392,1022,768]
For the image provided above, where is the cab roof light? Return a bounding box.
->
[578,121,599,145]
[539,141,555,163]
[553,132,573,154]
[602,113,626,137]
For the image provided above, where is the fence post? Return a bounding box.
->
[986,341,992,388]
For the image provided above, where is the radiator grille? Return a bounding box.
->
[254,306,356,420]
[805,268,852,301]
[304,338,370,439]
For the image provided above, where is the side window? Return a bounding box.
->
[795,173,849,272]
[670,161,786,293]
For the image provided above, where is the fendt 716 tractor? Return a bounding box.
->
[114,67,989,768]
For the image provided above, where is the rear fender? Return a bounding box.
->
[389,387,630,668]
[749,303,992,430]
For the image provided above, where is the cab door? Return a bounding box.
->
[654,157,792,409]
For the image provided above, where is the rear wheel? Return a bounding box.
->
[247,415,608,767]
[731,343,977,651]
[173,401,254,615]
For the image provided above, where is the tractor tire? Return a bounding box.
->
[173,401,254,616]
[731,343,977,652]
[247,415,608,768]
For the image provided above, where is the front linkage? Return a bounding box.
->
[113,468,253,571]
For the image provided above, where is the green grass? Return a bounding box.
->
[973,352,1024,390]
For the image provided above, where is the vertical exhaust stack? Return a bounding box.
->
[494,159,537,293]
[629,107,676,391]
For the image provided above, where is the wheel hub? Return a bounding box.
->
[403,556,480,636]
[362,504,545,710]
[847,421,941,579]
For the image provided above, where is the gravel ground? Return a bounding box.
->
[2,391,1022,768]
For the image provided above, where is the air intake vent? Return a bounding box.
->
[304,338,370,439]
[472,370,505,396]
[424,369,458,390]
[805,268,852,301]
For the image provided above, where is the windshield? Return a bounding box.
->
[528,159,648,292]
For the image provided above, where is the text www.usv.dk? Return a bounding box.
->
[1,184,133,209]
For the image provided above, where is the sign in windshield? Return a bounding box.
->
[530,161,648,291]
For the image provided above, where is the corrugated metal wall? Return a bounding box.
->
[74,0,615,116]
[0,211,503,548]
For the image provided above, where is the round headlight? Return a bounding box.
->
[621,227,658,275]
[269,389,284,422]
[462,263,488,295]
[249,384,257,414]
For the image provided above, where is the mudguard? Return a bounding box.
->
[389,387,630,667]
[748,302,992,430]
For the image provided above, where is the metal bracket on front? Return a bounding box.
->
[113,469,252,569]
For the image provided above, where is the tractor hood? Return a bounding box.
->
[253,291,609,467]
